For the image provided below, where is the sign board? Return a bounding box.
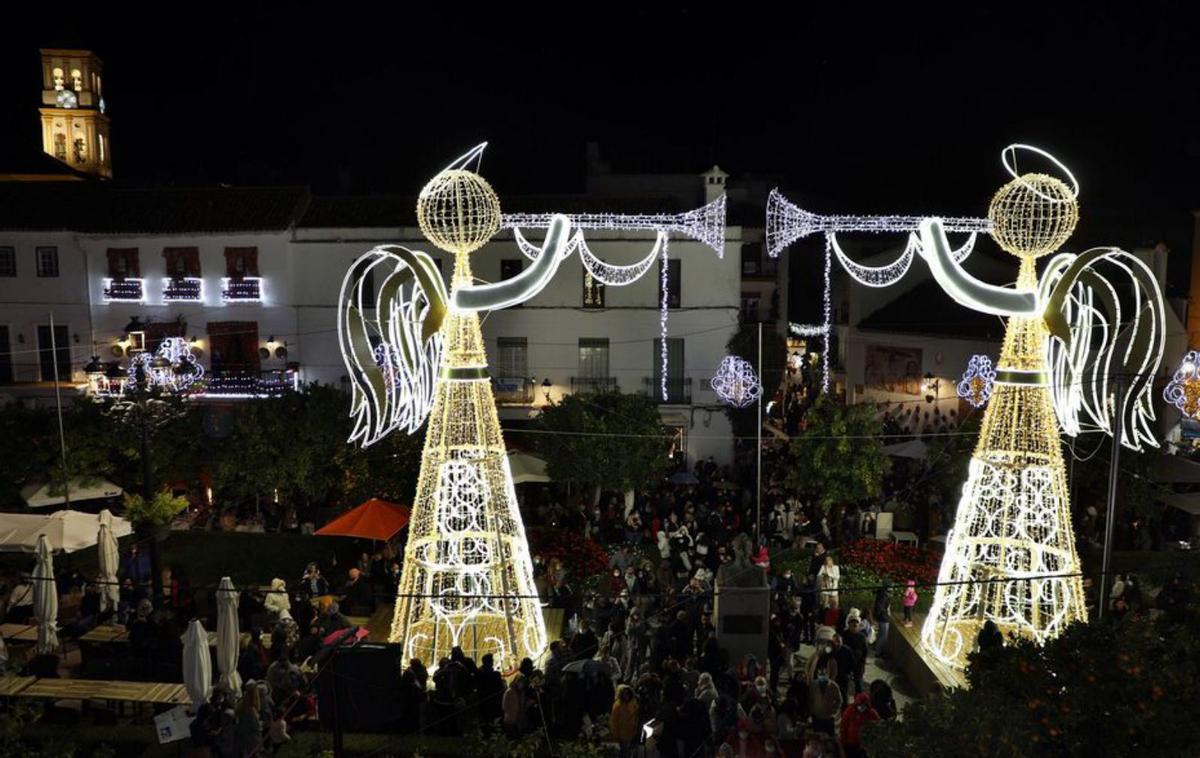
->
[154,704,193,745]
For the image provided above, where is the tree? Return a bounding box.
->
[724,323,788,439]
[532,391,671,495]
[862,614,1200,757]
[785,396,891,509]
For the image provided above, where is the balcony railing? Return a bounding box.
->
[102,277,145,303]
[220,276,263,303]
[494,377,534,405]
[741,257,779,278]
[643,376,692,404]
[162,276,203,302]
[570,376,618,395]
[200,369,295,398]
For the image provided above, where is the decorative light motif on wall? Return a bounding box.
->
[1163,350,1200,419]
[902,145,1167,670]
[957,354,997,408]
[505,199,725,400]
[122,337,204,394]
[220,277,263,303]
[710,355,762,408]
[162,277,204,303]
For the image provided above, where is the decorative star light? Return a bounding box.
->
[711,355,762,408]
[1163,350,1200,419]
[957,354,997,408]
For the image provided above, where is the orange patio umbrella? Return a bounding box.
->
[314,498,411,541]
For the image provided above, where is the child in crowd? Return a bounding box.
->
[902,580,918,627]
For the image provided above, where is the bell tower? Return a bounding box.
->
[38,49,111,179]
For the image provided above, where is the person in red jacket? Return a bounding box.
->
[838,692,880,758]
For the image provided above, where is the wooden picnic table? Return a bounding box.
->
[20,678,190,705]
[0,623,40,643]
[79,624,129,644]
[0,676,35,697]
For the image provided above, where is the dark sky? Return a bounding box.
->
[2,5,1198,294]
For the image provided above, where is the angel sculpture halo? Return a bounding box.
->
[987,172,1078,259]
[417,165,502,254]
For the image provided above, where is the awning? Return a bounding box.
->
[0,510,133,553]
[881,439,929,460]
[1161,492,1200,516]
[507,450,550,484]
[1148,455,1200,484]
[22,479,123,508]
[315,498,411,541]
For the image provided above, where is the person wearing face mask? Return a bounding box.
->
[808,666,842,737]
[838,692,880,757]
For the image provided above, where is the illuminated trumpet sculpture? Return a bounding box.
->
[766,191,990,391]
[337,145,725,671]
[914,146,1165,669]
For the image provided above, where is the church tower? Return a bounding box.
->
[38,49,111,179]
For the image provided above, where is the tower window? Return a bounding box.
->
[0,247,15,277]
[36,247,59,278]
[71,69,82,91]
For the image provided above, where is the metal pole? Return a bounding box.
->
[1098,375,1124,622]
[49,312,70,507]
[756,321,763,544]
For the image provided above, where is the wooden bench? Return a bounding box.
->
[0,623,40,643]
[20,678,190,706]
[0,676,35,697]
[79,624,129,645]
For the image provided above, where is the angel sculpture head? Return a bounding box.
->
[417,144,502,256]
[987,145,1079,260]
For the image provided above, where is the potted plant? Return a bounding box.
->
[123,490,189,541]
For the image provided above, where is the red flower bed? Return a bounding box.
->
[527,527,609,582]
[841,538,940,586]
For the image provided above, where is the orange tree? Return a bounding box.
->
[862,612,1200,756]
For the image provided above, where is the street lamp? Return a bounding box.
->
[84,355,106,396]
[923,372,939,404]
[541,377,552,403]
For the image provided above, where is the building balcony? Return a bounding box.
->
[220,276,263,303]
[643,376,692,404]
[493,377,535,405]
[102,277,145,303]
[200,368,295,398]
[570,376,618,395]
[162,276,203,302]
[741,258,779,278]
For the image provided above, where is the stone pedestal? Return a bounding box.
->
[714,584,770,668]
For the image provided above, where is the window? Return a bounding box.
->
[742,243,762,275]
[582,268,605,308]
[36,247,59,278]
[106,248,140,279]
[0,247,15,277]
[37,324,70,382]
[53,133,66,160]
[0,327,11,384]
[73,137,86,164]
[740,293,761,322]
[163,247,201,278]
[224,247,260,278]
[495,337,528,379]
[659,258,681,308]
[652,338,686,402]
[579,338,609,378]
[352,259,376,309]
[500,259,523,307]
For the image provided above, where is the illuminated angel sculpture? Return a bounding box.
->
[337,145,724,671]
[915,146,1165,668]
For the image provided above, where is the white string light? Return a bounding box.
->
[101,277,146,304]
[120,337,204,394]
[660,241,670,401]
[956,354,996,408]
[1164,350,1200,419]
[821,236,832,394]
[788,322,828,337]
[710,355,762,408]
[829,230,978,288]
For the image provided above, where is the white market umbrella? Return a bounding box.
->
[507,450,550,484]
[97,509,121,614]
[23,478,123,508]
[216,576,242,696]
[881,439,929,460]
[0,510,133,554]
[32,534,58,655]
[183,619,213,708]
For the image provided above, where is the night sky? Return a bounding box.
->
[2,5,1197,297]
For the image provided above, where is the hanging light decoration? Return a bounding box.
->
[956,354,997,409]
[1163,350,1200,419]
[711,355,762,408]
